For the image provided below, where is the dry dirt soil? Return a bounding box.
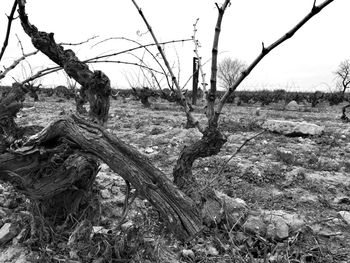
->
[1,96,350,263]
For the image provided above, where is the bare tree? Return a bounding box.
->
[218,57,246,90]
[335,60,350,121]
[335,59,350,95]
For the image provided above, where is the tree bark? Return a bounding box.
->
[17,2,111,126]
[3,115,202,239]
[0,149,99,218]
[0,83,26,140]
[173,126,226,198]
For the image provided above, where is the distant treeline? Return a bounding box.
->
[0,85,347,106]
[115,88,347,107]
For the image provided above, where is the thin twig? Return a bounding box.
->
[0,0,18,61]
[202,130,265,190]
[192,18,208,97]
[0,50,39,80]
[59,35,98,46]
[15,34,25,55]
[131,0,204,133]
[93,37,172,90]
[87,38,192,64]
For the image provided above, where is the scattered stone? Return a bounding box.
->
[338,211,350,225]
[111,185,120,195]
[207,245,219,256]
[92,226,110,235]
[114,193,126,205]
[121,221,134,231]
[263,210,305,232]
[266,218,289,240]
[263,119,324,136]
[100,189,111,199]
[150,127,164,135]
[181,249,195,259]
[215,192,248,225]
[144,147,154,154]
[0,246,32,263]
[333,196,350,205]
[4,199,19,209]
[255,107,261,116]
[276,148,295,164]
[285,100,299,111]
[243,215,266,236]
[99,163,110,171]
[317,157,340,171]
[0,208,7,219]
[0,223,20,245]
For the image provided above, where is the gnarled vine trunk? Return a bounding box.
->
[0,115,202,239]
[173,126,227,199]
[18,3,110,126]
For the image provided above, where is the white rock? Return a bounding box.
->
[263,119,324,136]
[263,210,305,232]
[92,226,110,235]
[276,148,295,164]
[99,163,110,171]
[144,147,154,154]
[121,221,134,231]
[285,100,299,111]
[243,215,266,235]
[0,223,19,245]
[207,245,219,256]
[181,249,195,259]
[266,218,289,240]
[333,196,350,204]
[100,189,111,199]
[338,211,350,225]
[255,108,261,116]
[215,191,247,212]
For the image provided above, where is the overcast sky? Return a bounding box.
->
[0,0,349,92]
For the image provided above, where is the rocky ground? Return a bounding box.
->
[0,96,350,262]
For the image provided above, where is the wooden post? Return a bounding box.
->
[192,57,199,105]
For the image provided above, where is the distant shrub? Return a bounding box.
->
[326,92,344,106]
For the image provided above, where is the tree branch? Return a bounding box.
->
[0,0,18,62]
[0,50,39,80]
[130,0,204,133]
[192,18,207,97]
[215,0,335,121]
[207,0,231,127]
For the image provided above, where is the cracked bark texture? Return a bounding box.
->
[17,2,111,126]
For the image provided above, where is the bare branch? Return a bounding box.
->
[59,35,98,46]
[0,0,18,61]
[93,37,173,90]
[15,34,25,55]
[131,0,204,132]
[87,38,192,63]
[202,131,265,190]
[0,50,39,80]
[207,0,231,127]
[216,0,335,121]
[192,18,207,96]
